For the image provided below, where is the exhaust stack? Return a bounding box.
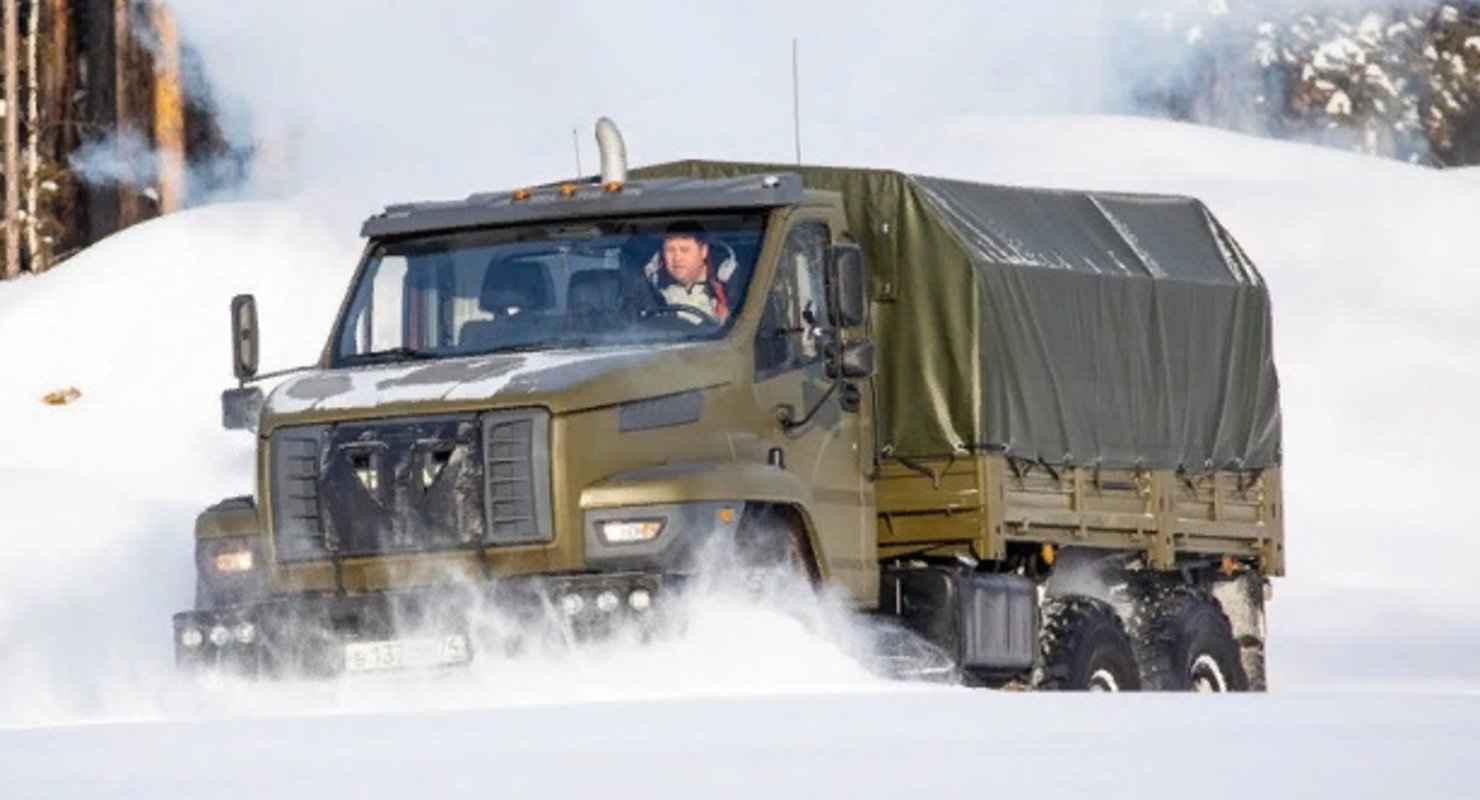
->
[595,117,627,185]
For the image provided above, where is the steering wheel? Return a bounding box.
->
[644,304,721,327]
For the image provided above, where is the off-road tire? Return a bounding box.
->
[733,506,818,585]
[1134,587,1249,692]
[1037,596,1141,691]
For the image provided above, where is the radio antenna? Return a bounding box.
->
[572,127,583,177]
[792,38,802,164]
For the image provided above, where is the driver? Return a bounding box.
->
[653,221,731,323]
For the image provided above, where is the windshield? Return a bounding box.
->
[332,213,766,366]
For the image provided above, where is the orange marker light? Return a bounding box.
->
[559,183,578,198]
[603,180,624,193]
[1040,542,1057,567]
[717,507,737,524]
[511,187,532,201]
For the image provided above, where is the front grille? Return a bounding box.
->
[482,411,553,544]
[269,409,552,562]
[270,426,328,561]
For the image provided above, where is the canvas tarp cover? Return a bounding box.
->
[633,161,1281,470]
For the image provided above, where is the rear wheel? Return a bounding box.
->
[1134,588,1248,692]
[1037,596,1141,692]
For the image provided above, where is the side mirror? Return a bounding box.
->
[231,294,259,382]
[221,386,264,432]
[825,338,876,380]
[825,243,867,329]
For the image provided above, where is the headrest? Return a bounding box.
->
[481,258,554,311]
[567,270,623,308]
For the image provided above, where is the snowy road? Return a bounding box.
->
[3,690,1476,799]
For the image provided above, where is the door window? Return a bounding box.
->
[755,221,831,377]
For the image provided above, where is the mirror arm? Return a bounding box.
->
[241,364,316,386]
[779,378,840,433]
[779,334,850,432]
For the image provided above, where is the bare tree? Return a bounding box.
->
[3,0,19,279]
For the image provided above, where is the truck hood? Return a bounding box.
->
[262,343,730,427]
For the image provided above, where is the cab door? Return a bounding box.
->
[752,216,877,604]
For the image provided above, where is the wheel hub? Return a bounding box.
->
[1189,653,1229,692]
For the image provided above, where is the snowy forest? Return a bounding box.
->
[0,0,1475,281]
[0,0,233,279]
[1131,1,1480,165]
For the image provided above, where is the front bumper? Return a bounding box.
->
[172,570,669,676]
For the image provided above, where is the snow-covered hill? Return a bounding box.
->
[0,116,1477,796]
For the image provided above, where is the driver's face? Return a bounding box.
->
[662,236,709,288]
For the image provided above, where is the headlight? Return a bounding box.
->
[212,548,255,573]
[598,519,664,544]
[595,591,619,613]
[627,588,652,612]
[559,593,585,617]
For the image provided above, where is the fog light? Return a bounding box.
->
[208,626,231,647]
[559,593,585,617]
[595,591,619,613]
[598,519,664,544]
[628,588,652,612]
[233,622,256,644]
[213,548,254,573]
[180,627,204,649]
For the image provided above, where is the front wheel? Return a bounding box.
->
[1037,596,1141,691]
[731,505,818,587]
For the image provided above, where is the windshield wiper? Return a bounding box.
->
[341,346,442,365]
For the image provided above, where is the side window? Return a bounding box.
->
[755,221,830,377]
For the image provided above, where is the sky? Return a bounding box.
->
[165,0,1136,211]
[158,0,1472,217]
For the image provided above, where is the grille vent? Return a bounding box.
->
[482,411,552,544]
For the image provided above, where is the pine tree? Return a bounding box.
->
[1133,1,1480,166]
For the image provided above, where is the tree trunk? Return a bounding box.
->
[113,0,150,227]
[40,0,79,264]
[3,0,19,278]
[25,0,41,269]
[151,1,180,212]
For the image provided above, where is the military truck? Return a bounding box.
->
[175,120,1283,690]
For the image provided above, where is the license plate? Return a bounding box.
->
[343,635,471,673]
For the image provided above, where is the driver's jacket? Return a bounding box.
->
[659,279,728,321]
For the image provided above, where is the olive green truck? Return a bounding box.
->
[175,122,1283,690]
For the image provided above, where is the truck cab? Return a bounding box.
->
[177,171,881,675]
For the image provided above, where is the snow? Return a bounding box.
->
[266,345,661,415]
[1326,88,1354,115]
[2,115,1480,794]
[3,692,1478,800]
